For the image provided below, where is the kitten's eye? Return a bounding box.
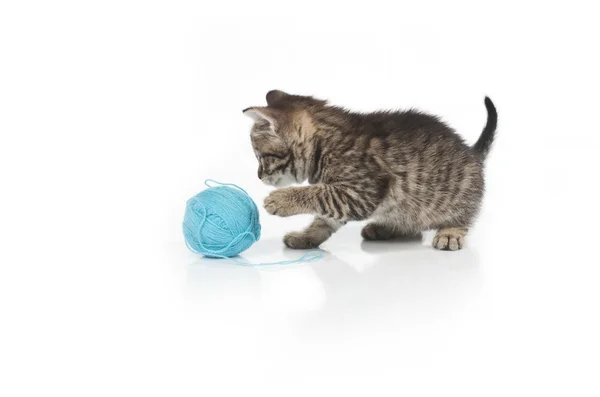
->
[262,153,286,160]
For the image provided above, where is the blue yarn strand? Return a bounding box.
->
[183,180,324,266]
[189,248,325,267]
[204,179,250,195]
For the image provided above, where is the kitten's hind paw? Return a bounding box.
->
[361,223,395,241]
[361,223,422,241]
[432,228,467,251]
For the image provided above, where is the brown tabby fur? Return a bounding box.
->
[243,90,497,251]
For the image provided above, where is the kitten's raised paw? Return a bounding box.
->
[264,189,297,217]
[361,223,395,241]
[283,231,323,249]
[432,228,466,251]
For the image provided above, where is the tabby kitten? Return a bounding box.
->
[243,90,497,251]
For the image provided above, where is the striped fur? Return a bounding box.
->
[243,90,497,251]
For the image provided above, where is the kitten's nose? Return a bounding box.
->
[257,165,263,179]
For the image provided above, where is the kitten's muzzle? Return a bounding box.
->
[257,164,264,180]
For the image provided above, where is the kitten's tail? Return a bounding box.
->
[473,97,498,159]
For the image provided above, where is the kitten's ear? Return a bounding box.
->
[242,106,283,129]
[266,90,289,106]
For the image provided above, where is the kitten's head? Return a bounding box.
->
[243,90,325,187]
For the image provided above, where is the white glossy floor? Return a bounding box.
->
[169,203,600,396]
[4,204,600,396]
[2,1,599,395]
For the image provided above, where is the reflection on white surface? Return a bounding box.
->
[182,226,485,388]
[185,226,482,331]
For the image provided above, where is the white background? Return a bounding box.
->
[1,1,599,396]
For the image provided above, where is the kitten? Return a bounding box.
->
[243,90,497,251]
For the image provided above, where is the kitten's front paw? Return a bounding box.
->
[264,188,298,217]
[284,231,323,249]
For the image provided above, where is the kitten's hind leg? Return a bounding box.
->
[284,217,344,249]
[361,223,395,241]
[432,227,468,251]
[361,223,422,241]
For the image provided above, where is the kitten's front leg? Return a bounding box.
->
[263,187,312,217]
[264,183,382,221]
[284,217,344,249]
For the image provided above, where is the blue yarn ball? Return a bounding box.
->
[183,185,261,258]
